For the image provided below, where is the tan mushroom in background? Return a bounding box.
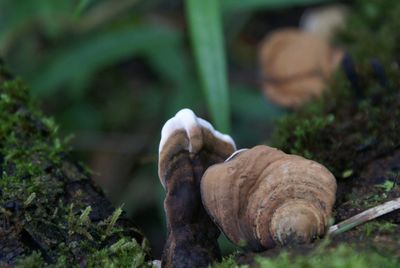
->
[259,28,344,108]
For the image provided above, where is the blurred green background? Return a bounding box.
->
[1,0,342,257]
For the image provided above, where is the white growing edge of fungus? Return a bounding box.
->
[159,108,236,155]
[225,148,249,162]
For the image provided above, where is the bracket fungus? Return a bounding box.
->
[158,110,337,266]
[158,109,236,268]
[201,145,337,251]
[259,28,343,108]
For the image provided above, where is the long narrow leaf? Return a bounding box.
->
[186,0,230,132]
[74,0,92,18]
[28,24,181,97]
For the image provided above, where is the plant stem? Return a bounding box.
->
[328,197,400,236]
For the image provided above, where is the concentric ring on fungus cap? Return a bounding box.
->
[200,145,337,251]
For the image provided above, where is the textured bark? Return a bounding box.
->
[161,150,222,268]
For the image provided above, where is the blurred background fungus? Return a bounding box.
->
[2,0,390,257]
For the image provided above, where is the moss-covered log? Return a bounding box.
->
[216,1,400,266]
[0,65,150,266]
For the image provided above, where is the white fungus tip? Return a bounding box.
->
[159,108,236,155]
[197,118,236,149]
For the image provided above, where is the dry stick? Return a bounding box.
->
[328,197,400,236]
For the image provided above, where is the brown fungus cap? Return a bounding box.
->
[200,145,337,251]
[259,28,343,108]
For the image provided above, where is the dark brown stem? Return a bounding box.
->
[161,149,222,268]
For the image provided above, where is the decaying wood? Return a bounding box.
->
[0,64,146,265]
[158,109,235,267]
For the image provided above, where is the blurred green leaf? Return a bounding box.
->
[28,24,181,97]
[76,0,141,33]
[186,0,230,132]
[221,0,331,11]
[0,0,74,48]
[145,39,191,91]
[59,102,102,131]
[231,85,284,121]
[231,85,285,146]
[146,48,204,117]
[74,0,93,18]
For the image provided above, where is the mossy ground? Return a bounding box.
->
[270,0,400,224]
[214,244,399,268]
[0,68,151,266]
[256,244,398,268]
[214,0,400,266]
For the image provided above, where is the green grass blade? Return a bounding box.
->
[221,0,331,12]
[186,0,230,132]
[28,24,181,97]
[74,0,93,18]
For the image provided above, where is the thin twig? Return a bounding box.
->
[328,197,400,236]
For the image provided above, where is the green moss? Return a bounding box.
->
[376,180,395,192]
[0,78,149,265]
[0,79,65,214]
[213,256,248,268]
[14,252,46,268]
[271,69,355,172]
[255,245,399,268]
[335,0,400,70]
[14,238,151,268]
[266,2,400,265]
[213,244,399,268]
[86,238,150,268]
[352,192,389,208]
[272,61,400,178]
[272,0,400,178]
[363,221,397,237]
[273,112,335,160]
